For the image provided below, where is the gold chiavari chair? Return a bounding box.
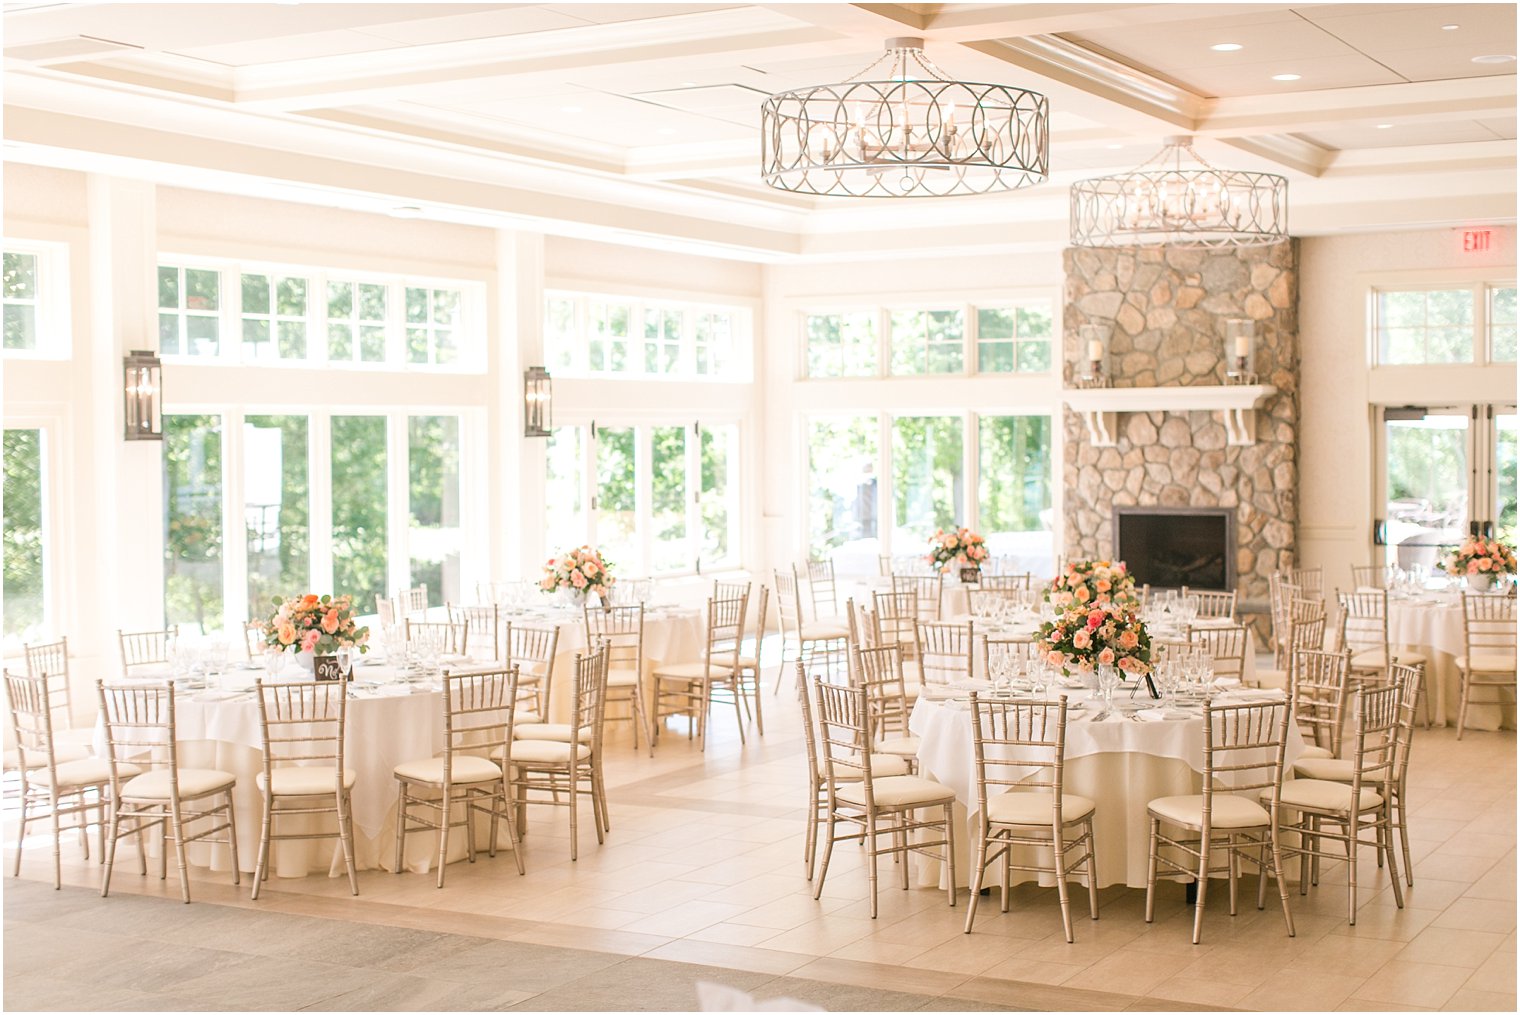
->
[773,568,849,691]
[97,681,240,903]
[1267,576,1304,668]
[877,555,894,577]
[1187,623,1248,683]
[1287,648,1350,761]
[1273,685,1404,924]
[506,647,608,860]
[396,584,430,618]
[405,619,469,657]
[5,670,114,889]
[914,620,976,687]
[1456,592,1517,739]
[251,680,358,899]
[978,573,1032,591]
[241,620,265,662]
[964,695,1099,941]
[393,666,524,886]
[375,596,397,627]
[1338,590,1425,690]
[853,643,918,773]
[871,589,920,660]
[505,623,560,724]
[735,585,769,736]
[893,573,945,621]
[1255,597,1326,691]
[805,559,841,623]
[1145,699,1296,944]
[580,603,650,753]
[966,586,1026,622]
[812,676,956,918]
[447,602,502,660]
[1180,587,1238,621]
[22,636,93,751]
[653,590,749,749]
[1350,564,1395,590]
[117,626,178,677]
[1286,566,1324,599]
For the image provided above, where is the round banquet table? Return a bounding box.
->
[1385,590,1513,731]
[907,686,1303,889]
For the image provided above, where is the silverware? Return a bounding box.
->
[1089,710,1110,723]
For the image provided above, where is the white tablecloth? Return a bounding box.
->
[1387,592,1512,730]
[908,689,1303,888]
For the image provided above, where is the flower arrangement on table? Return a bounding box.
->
[927,527,989,575]
[261,594,369,656]
[1045,559,1138,608]
[1443,537,1517,588]
[1039,598,1152,678]
[541,545,616,601]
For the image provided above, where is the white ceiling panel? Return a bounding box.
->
[179,29,409,68]
[1168,52,1405,97]
[1477,117,1518,141]
[1298,119,1506,151]
[1377,49,1518,84]
[351,6,593,45]
[1297,3,1516,56]
[538,4,742,26]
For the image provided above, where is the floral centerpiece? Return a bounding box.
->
[261,595,369,678]
[1045,559,1138,608]
[927,527,989,576]
[1039,598,1153,679]
[541,545,615,603]
[1444,537,1517,591]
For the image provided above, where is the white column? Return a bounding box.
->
[86,175,164,633]
[496,230,544,580]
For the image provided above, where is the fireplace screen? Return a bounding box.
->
[1113,508,1235,591]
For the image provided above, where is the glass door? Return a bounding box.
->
[1489,408,1516,545]
[1376,407,1472,570]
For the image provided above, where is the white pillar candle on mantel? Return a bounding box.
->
[1088,338,1105,362]
[1234,334,1252,359]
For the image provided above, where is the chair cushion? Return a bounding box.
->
[122,767,237,800]
[514,723,572,742]
[1148,793,1271,830]
[737,655,758,669]
[5,743,90,770]
[25,758,130,789]
[987,791,1096,826]
[392,755,502,786]
[826,754,911,780]
[500,740,592,764]
[836,775,955,809]
[1350,649,1426,671]
[876,735,921,757]
[1275,779,1383,812]
[257,766,356,796]
[515,711,543,725]
[800,622,850,642]
[1253,668,1289,691]
[1293,757,1355,782]
[607,666,641,687]
[1297,744,1335,760]
[1456,652,1516,674]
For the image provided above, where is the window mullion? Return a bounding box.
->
[389,413,411,598]
[635,425,652,577]
[965,410,980,536]
[309,413,334,599]
[222,408,249,630]
[688,421,702,573]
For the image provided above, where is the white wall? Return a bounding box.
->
[1298,226,1517,589]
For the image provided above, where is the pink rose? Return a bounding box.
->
[1045,650,1064,667]
[301,630,320,652]
[571,569,588,589]
[1469,561,1480,574]
[583,559,599,577]
[1087,610,1104,629]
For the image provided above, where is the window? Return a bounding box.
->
[892,416,964,548]
[405,288,462,366]
[808,416,880,567]
[327,280,388,364]
[805,311,877,378]
[891,309,964,374]
[330,416,389,614]
[241,273,311,361]
[408,416,462,607]
[978,302,1053,373]
[244,415,311,614]
[545,290,751,380]
[3,428,46,641]
[1490,286,1516,363]
[164,415,225,633]
[978,414,1055,572]
[159,266,222,357]
[543,420,742,576]
[3,242,66,359]
[3,251,40,352]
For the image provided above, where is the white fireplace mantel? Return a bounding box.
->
[1061,384,1277,447]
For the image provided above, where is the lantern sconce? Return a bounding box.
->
[1224,319,1258,384]
[524,366,552,438]
[123,349,163,441]
[1075,323,1113,389]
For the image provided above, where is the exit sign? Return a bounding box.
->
[1462,229,1492,252]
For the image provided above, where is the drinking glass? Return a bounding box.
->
[262,648,282,682]
[1096,663,1120,711]
[336,645,353,681]
[1029,657,1048,698]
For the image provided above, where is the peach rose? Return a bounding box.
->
[277,622,297,646]
[1119,629,1139,649]
[1098,648,1116,665]
[1478,557,1493,571]
[1096,579,1111,592]
[302,594,320,606]
[571,568,588,589]
[322,609,340,634]
[1074,585,1091,603]
[1072,630,1091,650]
[1045,650,1065,667]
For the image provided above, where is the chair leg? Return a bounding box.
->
[339,791,360,894]
[252,792,274,900]
[100,806,121,898]
[1456,669,1471,740]
[436,787,453,889]
[812,813,838,900]
[1053,825,1074,943]
[225,789,240,886]
[12,790,28,878]
[865,813,880,919]
[568,763,580,861]
[1395,791,1413,888]
[1084,819,1100,921]
[1228,834,1239,917]
[1144,817,1159,923]
[804,790,820,881]
[1345,814,1359,926]
[1269,829,1296,937]
[49,791,62,891]
[589,764,606,845]
[169,798,191,904]
[963,821,988,933]
[943,804,956,909]
[751,669,765,736]
[1382,812,1405,910]
[392,782,408,874]
[1192,832,1211,945]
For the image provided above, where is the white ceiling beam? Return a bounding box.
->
[1215,134,1331,178]
[1198,75,1516,135]
[911,3,1292,42]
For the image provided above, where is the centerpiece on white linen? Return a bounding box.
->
[1039,597,1152,680]
[540,545,615,605]
[927,526,988,581]
[1045,558,1138,608]
[260,594,369,680]
[1443,536,1516,592]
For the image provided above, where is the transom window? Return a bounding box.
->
[1373,282,1516,366]
[3,427,48,645]
[803,298,1056,378]
[3,241,69,359]
[158,258,482,371]
[544,290,751,380]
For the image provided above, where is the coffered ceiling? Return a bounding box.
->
[4,3,1516,260]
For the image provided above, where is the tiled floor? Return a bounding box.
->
[5,668,1515,1012]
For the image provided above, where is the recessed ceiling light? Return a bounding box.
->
[682,81,698,87]
[1375,123,1394,129]
[1106,143,1123,149]
[1210,42,1243,52]
[388,205,423,219]
[657,128,677,136]
[561,105,583,113]
[1472,54,1517,64]
[1272,73,1301,81]
[1442,23,1460,30]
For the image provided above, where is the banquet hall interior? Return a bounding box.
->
[2,2,1517,1012]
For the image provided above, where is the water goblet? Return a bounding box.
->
[262,647,282,682]
[336,645,353,682]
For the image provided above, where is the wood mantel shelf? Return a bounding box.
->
[1061,384,1277,447]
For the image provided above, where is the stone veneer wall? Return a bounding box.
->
[1062,241,1298,631]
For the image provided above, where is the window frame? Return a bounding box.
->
[543,287,755,382]
[2,239,71,361]
[1369,277,1518,368]
[2,419,56,651]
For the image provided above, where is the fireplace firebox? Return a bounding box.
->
[1113,507,1236,591]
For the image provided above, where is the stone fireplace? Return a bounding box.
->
[1061,241,1298,635]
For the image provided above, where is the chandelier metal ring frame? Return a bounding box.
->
[1069,135,1288,249]
[760,39,1050,198]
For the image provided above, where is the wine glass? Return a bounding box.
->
[336,645,353,682]
[262,647,282,682]
[1096,663,1120,712]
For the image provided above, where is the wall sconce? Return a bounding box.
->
[1224,319,1258,384]
[1075,323,1112,389]
[123,349,163,441]
[523,366,552,437]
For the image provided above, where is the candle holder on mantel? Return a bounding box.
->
[1223,319,1258,385]
[1075,323,1113,389]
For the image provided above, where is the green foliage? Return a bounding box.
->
[3,252,38,350]
[892,416,963,543]
[408,416,461,606]
[331,416,388,613]
[979,415,1052,533]
[164,415,225,634]
[809,416,878,556]
[3,429,44,635]
[245,415,310,617]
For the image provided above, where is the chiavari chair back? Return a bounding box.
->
[447,602,502,660]
[1286,566,1324,599]
[505,622,560,723]
[914,619,976,687]
[1180,587,1238,621]
[1456,592,1517,739]
[375,596,397,627]
[1350,564,1394,590]
[396,584,430,617]
[893,573,944,621]
[117,627,178,677]
[1186,623,1248,682]
[405,619,469,656]
[582,603,650,753]
[22,637,75,734]
[978,573,1032,591]
[806,559,838,621]
[653,591,749,749]
[1291,648,1350,757]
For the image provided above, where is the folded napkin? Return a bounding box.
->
[1211,676,1243,689]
